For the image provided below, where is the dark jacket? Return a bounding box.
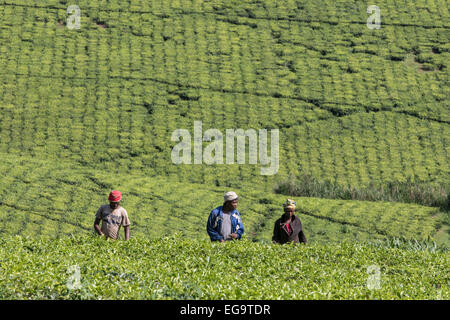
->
[272,214,307,244]
[206,206,244,241]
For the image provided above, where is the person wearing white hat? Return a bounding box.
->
[206,191,245,242]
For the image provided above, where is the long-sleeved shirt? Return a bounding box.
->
[206,206,244,241]
[272,214,307,244]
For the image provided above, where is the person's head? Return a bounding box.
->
[110,201,120,210]
[223,191,238,211]
[283,199,296,217]
[108,190,122,209]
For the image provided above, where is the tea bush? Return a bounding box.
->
[0,235,447,299]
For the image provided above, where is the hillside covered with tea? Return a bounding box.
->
[0,0,448,299]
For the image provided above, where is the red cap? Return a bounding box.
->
[108,190,122,202]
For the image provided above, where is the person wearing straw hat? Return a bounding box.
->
[272,199,307,244]
[94,190,131,240]
[206,191,245,242]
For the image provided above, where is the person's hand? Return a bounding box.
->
[220,239,225,243]
[229,233,238,239]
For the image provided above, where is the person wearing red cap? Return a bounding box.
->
[94,190,131,240]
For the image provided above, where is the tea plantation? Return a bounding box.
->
[0,0,448,299]
[0,235,448,299]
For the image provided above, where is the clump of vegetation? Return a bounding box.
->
[369,236,448,253]
[275,173,449,211]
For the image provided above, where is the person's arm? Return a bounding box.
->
[229,212,244,240]
[299,230,307,244]
[297,220,307,244]
[206,210,224,242]
[272,220,279,243]
[235,215,244,240]
[94,217,104,236]
[124,225,130,240]
[94,207,104,236]
[122,210,131,241]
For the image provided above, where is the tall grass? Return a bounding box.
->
[275,173,449,211]
[369,236,448,253]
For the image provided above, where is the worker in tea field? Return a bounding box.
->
[207,191,245,242]
[94,190,131,240]
[272,199,307,245]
